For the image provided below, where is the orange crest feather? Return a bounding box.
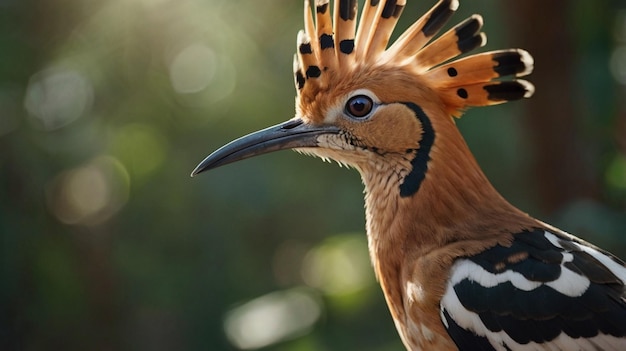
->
[293,0,534,115]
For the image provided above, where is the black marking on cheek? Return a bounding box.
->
[306,66,322,78]
[447,67,458,77]
[363,146,386,156]
[316,3,329,14]
[320,34,335,49]
[299,43,312,55]
[339,0,357,21]
[381,0,398,18]
[422,0,455,37]
[295,71,306,89]
[370,0,380,6]
[399,103,435,198]
[339,39,355,54]
[457,88,468,99]
[343,133,364,149]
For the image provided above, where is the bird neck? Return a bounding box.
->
[357,125,538,274]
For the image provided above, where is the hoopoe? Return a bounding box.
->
[192,0,626,350]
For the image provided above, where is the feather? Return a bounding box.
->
[439,80,535,112]
[365,0,406,58]
[303,0,319,61]
[412,15,486,72]
[297,30,321,80]
[293,54,306,92]
[441,229,626,350]
[334,0,358,66]
[315,0,337,69]
[384,0,459,62]
[354,0,381,58]
[423,49,534,89]
[294,0,533,110]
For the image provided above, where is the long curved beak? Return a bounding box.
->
[191,118,340,176]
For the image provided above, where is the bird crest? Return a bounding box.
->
[193,3,626,350]
[294,0,534,117]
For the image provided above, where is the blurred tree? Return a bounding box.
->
[505,1,601,213]
[0,1,624,351]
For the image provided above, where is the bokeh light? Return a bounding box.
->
[607,154,626,191]
[24,67,94,131]
[301,234,374,296]
[169,43,217,94]
[45,156,130,226]
[2,0,625,350]
[110,123,167,181]
[223,288,322,350]
[611,10,626,85]
[610,46,626,85]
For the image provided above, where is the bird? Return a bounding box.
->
[191,0,626,350]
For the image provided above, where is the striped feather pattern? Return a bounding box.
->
[384,0,459,61]
[412,15,485,72]
[334,0,358,66]
[440,229,626,350]
[364,0,406,58]
[295,0,533,113]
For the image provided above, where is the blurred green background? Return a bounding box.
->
[1,0,625,350]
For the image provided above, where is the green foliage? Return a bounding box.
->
[1,1,624,350]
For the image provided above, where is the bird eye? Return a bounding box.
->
[345,95,374,119]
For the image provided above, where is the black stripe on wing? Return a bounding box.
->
[442,309,496,350]
[443,228,626,348]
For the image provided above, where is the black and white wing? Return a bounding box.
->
[440,228,626,351]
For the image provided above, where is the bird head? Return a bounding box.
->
[192,0,533,197]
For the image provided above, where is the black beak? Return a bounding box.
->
[191,118,340,176]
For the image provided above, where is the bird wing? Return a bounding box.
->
[440,228,626,350]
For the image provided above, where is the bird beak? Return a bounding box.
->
[191,118,340,176]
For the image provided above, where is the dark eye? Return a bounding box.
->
[345,95,374,118]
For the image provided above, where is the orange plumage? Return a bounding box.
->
[193,1,626,350]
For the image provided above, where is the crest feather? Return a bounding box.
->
[412,15,485,72]
[383,0,459,62]
[315,0,337,69]
[303,0,318,60]
[363,0,406,59]
[334,0,358,66]
[294,0,534,113]
[354,0,380,58]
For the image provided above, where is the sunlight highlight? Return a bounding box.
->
[611,10,626,85]
[46,156,130,226]
[169,43,217,94]
[301,234,373,296]
[610,46,626,85]
[111,123,167,180]
[223,288,321,350]
[606,154,626,190]
[24,67,93,131]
